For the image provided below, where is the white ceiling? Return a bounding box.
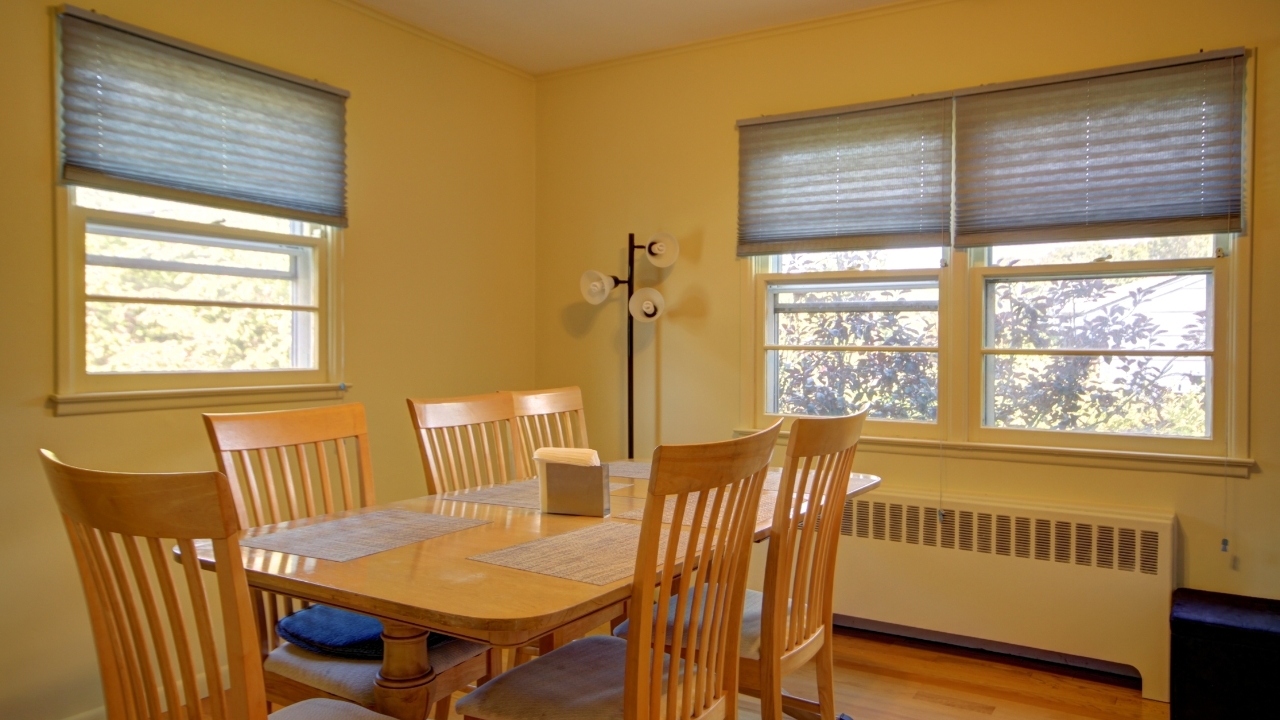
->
[357,0,904,74]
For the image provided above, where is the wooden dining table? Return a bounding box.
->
[194,464,881,720]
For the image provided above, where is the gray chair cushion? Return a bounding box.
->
[613,588,765,659]
[266,637,488,706]
[269,698,393,720]
[456,635,679,720]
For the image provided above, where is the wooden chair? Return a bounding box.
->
[741,411,869,720]
[406,393,521,494]
[204,403,490,720]
[40,449,391,720]
[455,421,783,720]
[509,386,589,478]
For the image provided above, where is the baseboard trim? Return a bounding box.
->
[58,706,106,720]
[833,614,1142,679]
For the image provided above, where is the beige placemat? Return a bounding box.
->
[442,479,631,510]
[240,509,490,562]
[614,489,777,528]
[468,522,690,586]
[608,460,786,491]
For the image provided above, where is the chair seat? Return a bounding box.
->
[266,637,488,706]
[457,635,679,720]
[270,698,394,720]
[613,588,766,659]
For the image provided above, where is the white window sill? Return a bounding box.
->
[733,428,1254,478]
[49,383,349,416]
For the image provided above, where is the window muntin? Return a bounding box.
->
[765,277,939,423]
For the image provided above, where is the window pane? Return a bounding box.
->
[986,273,1210,351]
[86,302,316,372]
[85,230,312,306]
[774,281,938,346]
[76,187,328,238]
[770,349,938,421]
[985,354,1207,437]
[990,235,1215,266]
[776,247,944,273]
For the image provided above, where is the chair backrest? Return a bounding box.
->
[760,410,869,669]
[41,449,266,720]
[406,392,521,494]
[203,403,375,529]
[510,386,589,478]
[623,421,783,720]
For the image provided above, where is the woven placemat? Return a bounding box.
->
[442,479,631,510]
[240,509,490,562]
[468,522,689,586]
[613,489,777,528]
[608,460,786,491]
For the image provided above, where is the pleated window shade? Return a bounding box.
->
[954,57,1244,247]
[737,99,953,256]
[59,11,348,225]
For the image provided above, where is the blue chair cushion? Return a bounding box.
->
[277,606,456,660]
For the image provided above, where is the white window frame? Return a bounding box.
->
[740,235,1252,475]
[750,255,948,441]
[52,186,346,415]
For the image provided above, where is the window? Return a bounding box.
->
[974,236,1225,445]
[741,50,1250,460]
[53,8,347,414]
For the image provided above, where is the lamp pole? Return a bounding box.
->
[607,232,649,459]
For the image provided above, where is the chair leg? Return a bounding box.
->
[815,636,836,720]
[431,696,452,720]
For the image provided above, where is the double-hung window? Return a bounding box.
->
[741,50,1249,460]
[53,8,348,414]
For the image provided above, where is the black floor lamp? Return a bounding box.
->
[580,232,679,459]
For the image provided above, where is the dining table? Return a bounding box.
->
[192,461,881,720]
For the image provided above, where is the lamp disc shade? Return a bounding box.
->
[580,270,616,305]
[629,287,665,322]
[645,232,680,268]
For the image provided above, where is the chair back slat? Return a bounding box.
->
[204,404,375,529]
[41,450,266,720]
[762,410,869,663]
[623,421,782,720]
[407,393,521,494]
[510,387,589,478]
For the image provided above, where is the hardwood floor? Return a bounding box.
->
[444,626,1169,720]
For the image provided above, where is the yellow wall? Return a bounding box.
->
[0,1,536,718]
[534,0,1280,608]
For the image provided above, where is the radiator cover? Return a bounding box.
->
[831,489,1176,701]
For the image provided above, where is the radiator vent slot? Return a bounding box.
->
[959,511,974,551]
[842,496,1163,576]
[1118,528,1137,571]
[995,515,1011,556]
[1075,524,1093,566]
[1015,517,1031,558]
[1140,531,1160,575]
[906,506,920,544]
[889,504,903,542]
[1035,519,1051,561]
[1097,526,1115,569]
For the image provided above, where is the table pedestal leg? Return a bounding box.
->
[375,620,434,720]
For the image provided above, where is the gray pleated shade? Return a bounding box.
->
[954,57,1243,246]
[59,13,348,225]
[737,99,952,256]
